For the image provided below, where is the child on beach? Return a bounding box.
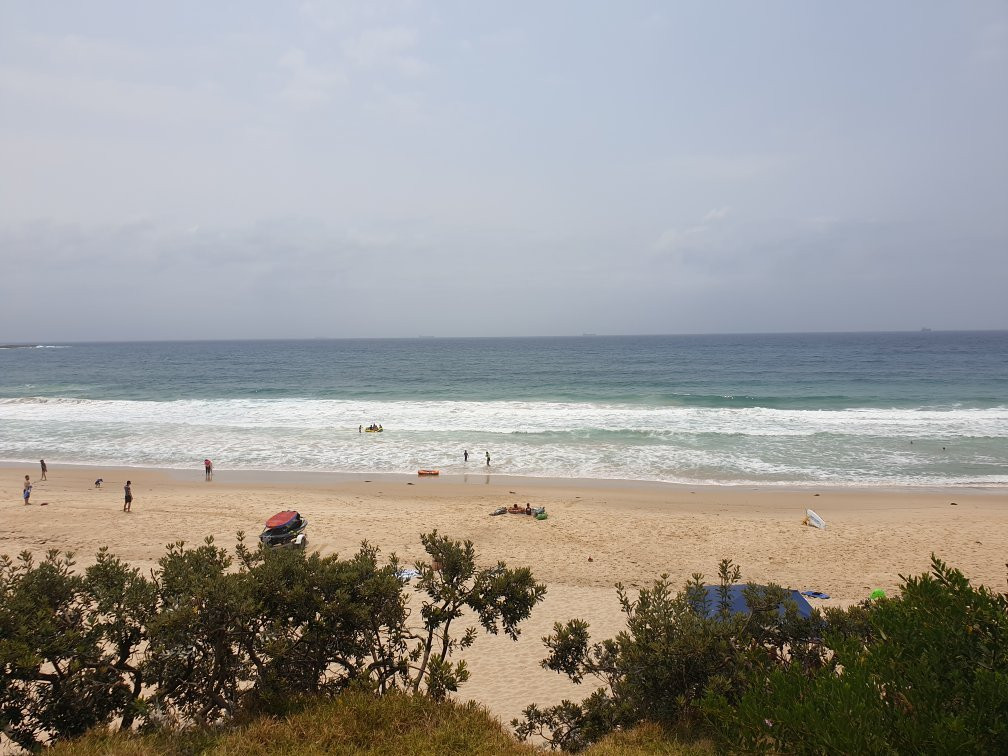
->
[23,475,32,505]
[123,480,133,512]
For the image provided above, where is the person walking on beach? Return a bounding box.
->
[485,451,491,467]
[39,459,47,480]
[23,475,32,505]
[204,458,213,481]
[123,480,133,512]
[464,449,469,462]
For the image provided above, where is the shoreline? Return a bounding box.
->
[4,462,1006,726]
[4,460,1005,495]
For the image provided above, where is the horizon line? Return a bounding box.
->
[3,328,1007,346]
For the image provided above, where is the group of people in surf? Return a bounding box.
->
[360,423,383,432]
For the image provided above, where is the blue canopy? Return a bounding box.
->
[697,584,813,620]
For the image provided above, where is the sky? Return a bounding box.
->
[1,1,1006,340]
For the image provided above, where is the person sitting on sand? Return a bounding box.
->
[509,503,522,513]
[525,503,532,515]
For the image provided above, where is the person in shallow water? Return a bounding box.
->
[486,451,490,467]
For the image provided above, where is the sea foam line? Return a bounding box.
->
[1,397,1006,438]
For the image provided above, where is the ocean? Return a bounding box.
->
[1,332,1006,486]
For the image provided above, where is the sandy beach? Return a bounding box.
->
[4,463,1006,726]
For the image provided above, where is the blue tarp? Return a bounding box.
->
[697,584,814,620]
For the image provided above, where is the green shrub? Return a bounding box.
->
[704,555,1008,753]
[0,548,156,750]
[404,531,546,700]
[514,560,823,751]
[1,531,545,749]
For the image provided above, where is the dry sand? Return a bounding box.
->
[4,463,1006,727]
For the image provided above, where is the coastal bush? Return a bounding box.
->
[0,531,546,749]
[704,556,1008,753]
[404,530,547,700]
[0,547,156,751]
[513,560,824,751]
[145,534,411,724]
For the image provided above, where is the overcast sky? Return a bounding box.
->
[1,1,1005,340]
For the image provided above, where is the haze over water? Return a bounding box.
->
[2,332,1006,486]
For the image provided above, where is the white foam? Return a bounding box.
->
[1,397,1006,437]
[1,397,1005,485]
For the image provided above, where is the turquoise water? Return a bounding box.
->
[1,332,1006,485]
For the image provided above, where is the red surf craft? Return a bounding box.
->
[265,510,300,529]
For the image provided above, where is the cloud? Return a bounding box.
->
[0,65,226,126]
[654,207,731,254]
[20,32,147,70]
[343,26,428,77]
[274,24,428,109]
[277,48,347,105]
[972,20,1007,64]
[659,154,785,183]
[702,207,731,223]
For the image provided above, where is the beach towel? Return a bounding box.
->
[800,591,831,600]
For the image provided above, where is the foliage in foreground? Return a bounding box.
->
[52,692,713,756]
[6,527,1006,755]
[705,556,1008,753]
[0,530,545,751]
[513,559,823,751]
[515,556,1008,753]
[50,691,536,756]
[583,721,715,756]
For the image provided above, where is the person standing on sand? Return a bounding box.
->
[485,451,491,467]
[204,459,213,481]
[123,480,133,512]
[40,459,47,480]
[23,475,32,505]
[464,449,469,462]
